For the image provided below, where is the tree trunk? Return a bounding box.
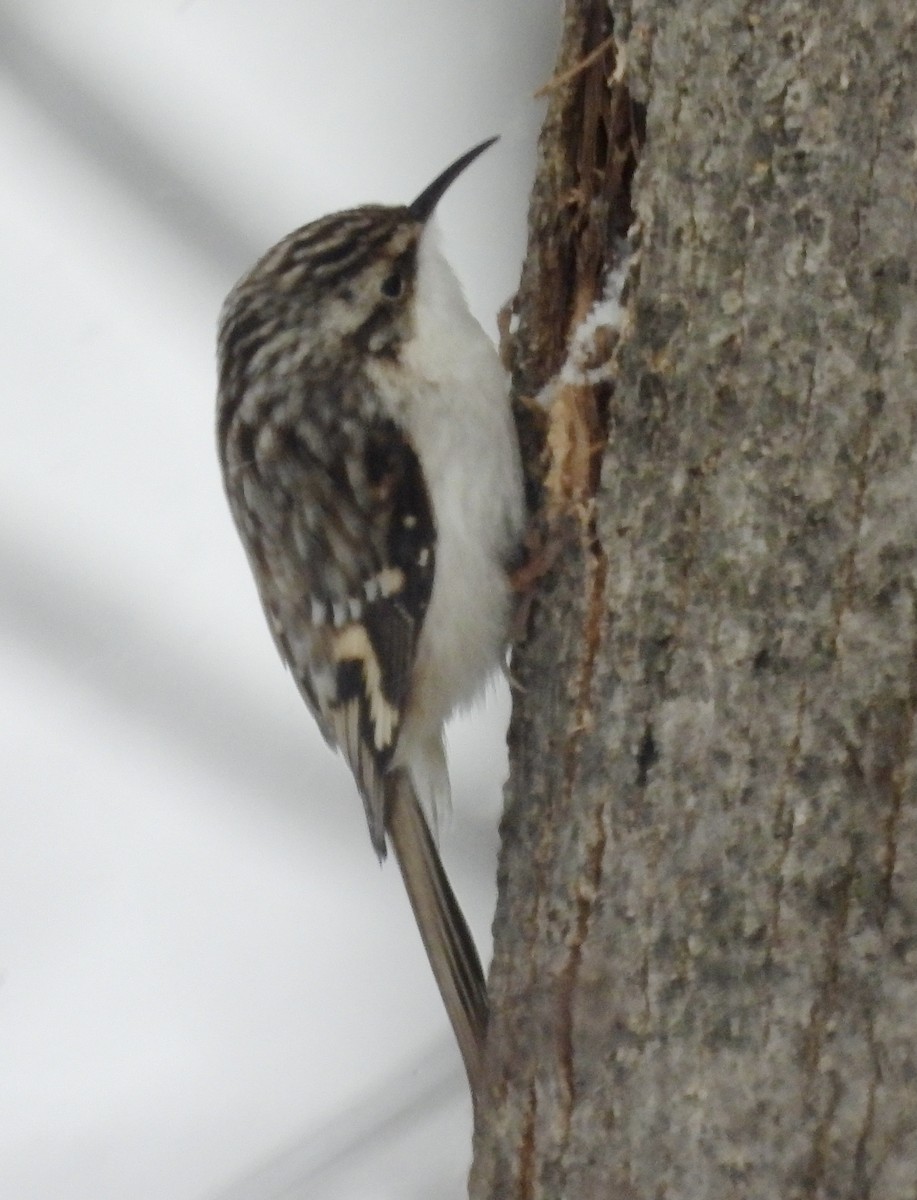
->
[472,1,917,1197]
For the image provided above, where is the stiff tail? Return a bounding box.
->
[385,770,488,1098]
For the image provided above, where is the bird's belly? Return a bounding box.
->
[408,530,511,733]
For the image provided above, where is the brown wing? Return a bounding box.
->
[320,418,436,854]
[221,397,436,856]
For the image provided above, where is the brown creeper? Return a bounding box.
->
[216,139,525,1097]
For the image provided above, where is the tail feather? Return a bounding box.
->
[385,770,488,1097]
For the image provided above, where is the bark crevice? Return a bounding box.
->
[472,2,917,1196]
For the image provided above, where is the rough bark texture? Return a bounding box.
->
[472,2,917,1197]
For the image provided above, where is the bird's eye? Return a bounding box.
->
[380,272,403,299]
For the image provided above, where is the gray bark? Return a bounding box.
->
[472,1,917,1197]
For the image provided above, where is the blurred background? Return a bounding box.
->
[0,1,559,1197]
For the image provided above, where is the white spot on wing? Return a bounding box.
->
[376,567,405,598]
[333,625,400,751]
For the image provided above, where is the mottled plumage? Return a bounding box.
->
[216,140,525,1097]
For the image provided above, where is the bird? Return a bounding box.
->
[216,138,526,1098]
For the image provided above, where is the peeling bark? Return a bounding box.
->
[472,1,917,1197]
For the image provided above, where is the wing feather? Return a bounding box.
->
[223,397,435,853]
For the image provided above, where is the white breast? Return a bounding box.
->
[372,224,526,804]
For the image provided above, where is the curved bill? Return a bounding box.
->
[408,136,498,223]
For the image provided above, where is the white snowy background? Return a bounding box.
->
[0,2,559,1197]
